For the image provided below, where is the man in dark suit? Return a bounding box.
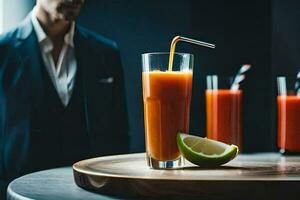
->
[0,0,129,198]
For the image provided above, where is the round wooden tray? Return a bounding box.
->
[73,153,300,199]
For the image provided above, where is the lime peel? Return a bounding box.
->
[177,132,239,166]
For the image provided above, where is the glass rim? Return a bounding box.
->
[142,52,194,57]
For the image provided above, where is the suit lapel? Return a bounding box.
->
[14,15,44,107]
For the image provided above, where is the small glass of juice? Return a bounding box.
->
[277,76,300,154]
[142,52,193,169]
[205,75,243,150]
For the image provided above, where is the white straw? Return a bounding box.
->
[207,76,212,90]
[231,75,245,90]
[296,69,300,96]
[239,64,251,74]
[212,75,218,90]
[278,77,287,96]
[231,64,251,90]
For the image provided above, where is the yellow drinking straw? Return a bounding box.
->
[168,36,216,71]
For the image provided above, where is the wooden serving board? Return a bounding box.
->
[73,153,300,199]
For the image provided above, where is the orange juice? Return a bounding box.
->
[206,89,242,149]
[277,96,300,152]
[142,71,193,161]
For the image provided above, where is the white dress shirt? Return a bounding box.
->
[31,7,77,107]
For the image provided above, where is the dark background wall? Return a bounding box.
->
[77,0,274,153]
[272,0,300,78]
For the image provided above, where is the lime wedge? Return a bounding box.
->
[177,133,238,166]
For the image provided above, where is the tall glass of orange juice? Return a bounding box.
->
[142,53,193,169]
[206,75,243,150]
[277,76,300,154]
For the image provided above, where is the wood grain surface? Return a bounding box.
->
[73,153,300,200]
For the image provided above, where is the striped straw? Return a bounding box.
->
[230,64,252,90]
[295,69,300,96]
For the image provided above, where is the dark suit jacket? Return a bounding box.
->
[0,15,130,198]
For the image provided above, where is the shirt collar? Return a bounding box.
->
[30,6,75,50]
[31,7,48,44]
[64,22,75,48]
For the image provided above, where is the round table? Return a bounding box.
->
[7,153,300,200]
[7,167,120,200]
